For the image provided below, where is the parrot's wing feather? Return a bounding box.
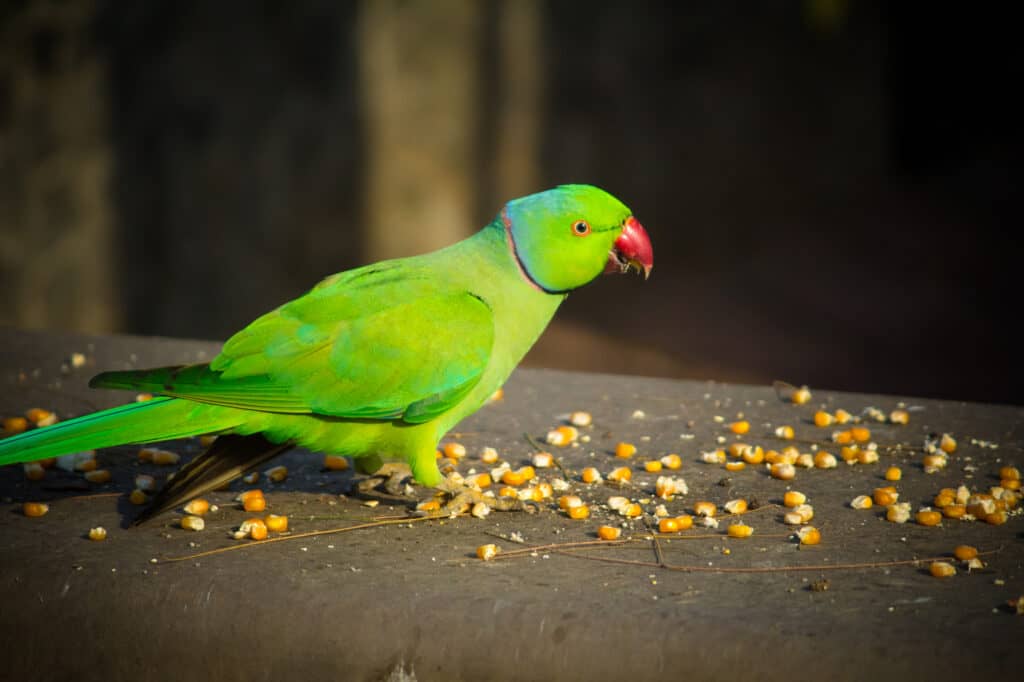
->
[92,285,494,424]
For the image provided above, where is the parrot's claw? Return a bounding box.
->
[416,483,539,518]
[356,463,415,498]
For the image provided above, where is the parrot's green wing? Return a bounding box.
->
[93,268,494,425]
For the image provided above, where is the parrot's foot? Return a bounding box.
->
[356,462,415,498]
[422,478,539,517]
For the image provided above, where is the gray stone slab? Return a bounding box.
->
[1,327,1021,681]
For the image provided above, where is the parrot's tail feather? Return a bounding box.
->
[134,434,292,525]
[0,397,244,467]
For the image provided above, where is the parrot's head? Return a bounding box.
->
[502,184,653,293]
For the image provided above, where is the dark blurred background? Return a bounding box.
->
[1,0,1021,404]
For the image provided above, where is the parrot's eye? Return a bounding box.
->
[572,220,591,237]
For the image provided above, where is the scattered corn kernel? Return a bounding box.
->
[795,453,814,468]
[497,486,518,498]
[727,523,753,538]
[933,491,954,508]
[885,466,902,481]
[916,509,942,526]
[999,466,1020,481]
[953,545,978,561]
[598,525,622,540]
[23,502,49,517]
[580,467,602,484]
[500,470,526,486]
[129,489,147,505]
[793,504,814,522]
[151,450,180,465]
[889,409,909,424]
[263,514,288,532]
[477,543,499,560]
[644,460,663,473]
[517,466,536,481]
[783,511,804,525]
[607,467,632,483]
[850,495,873,510]
[774,425,795,439]
[724,460,746,472]
[180,515,205,531]
[264,465,288,483]
[832,430,854,445]
[23,463,45,481]
[86,526,107,541]
[694,501,716,517]
[833,409,853,425]
[813,411,834,427]
[416,500,441,512]
[471,502,491,519]
[850,426,871,443]
[783,491,807,508]
[75,458,97,472]
[675,514,694,529]
[324,455,350,471]
[183,498,210,516]
[567,504,590,520]
[939,434,957,453]
[84,469,111,484]
[532,452,554,468]
[558,495,583,510]
[984,510,1008,525]
[839,444,859,462]
[620,503,643,518]
[233,518,267,540]
[923,454,947,473]
[942,504,966,519]
[724,499,748,515]
[659,453,682,470]
[615,442,637,458]
[929,561,956,578]
[243,494,267,513]
[658,517,681,533]
[791,385,812,405]
[741,446,765,465]
[813,452,837,469]
[873,487,899,506]
[856,449,879,465]
[729,420,750,435]
[886,502,911,523]
[701,450,727,464]
[655,475,687,499]
[569,411,593,427]
[607,496,629,511]
[1003,478,1021,491]
[797,526,821,545]
[25,408,57,426]
[3,416,29,434]
[770,462,796,480]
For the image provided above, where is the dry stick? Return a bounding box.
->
[162,514,449,563]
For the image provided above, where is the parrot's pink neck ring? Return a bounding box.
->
[502,207,548,294]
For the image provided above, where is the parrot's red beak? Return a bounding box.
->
[605,216,653,279]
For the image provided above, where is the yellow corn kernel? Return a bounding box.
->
[531,452,554,469]
[598,525,622,540]
[495,486,517,499]
[607,467,632,483]
[234,518,268,540]
[75,458,98,473]
[856,449,879,465]
[517,466,536,481]
[783,511,804,525]
[324,455,350,471]
[489,387,504,402]
[832,430,854,445]
[658,517,681,533]
[886,502,911,523]
[792,386,812,405]
[933,491,954,508]
[783,491,807,508]
[476,543,499,560]
[741,446,764,465]
[620,503,643,518]
[23,502,49,517]
[885,466,902,481]
[615,442,637,458]
[655,475,687,499]
[567,504,591,520]
[873,487,899,506]
[793,504,814,522]
[953,545,978,561]
[727,523,754,538]
[813,452,837,469]
[569,411,593,427]
[833,409,853,425]
[137,447,155,462]
[83,469,111,484]
[942,504,966,519]
[243,495,267,513]
[479,447,500,465]
[581,467,602,484]
[264,514,289,532]
[151,450,180,466]
[129,489,147,505]
[702,449,727,464]
[929,561,956,578]
[443,442,467,459]
[644,460,663,473]
[264,465,288,483]
[238,489,264,504]
[915,509,942,526]
[850,495,873,510]
[793,453,813,469]
[675,514,694,530]
[25,408,57,426]
[694,501,716,517]
[724,460,746,472]
[23,463,45,481]
[1003,478,1021,491]
[134,474,157,492]
[727,443,748,458]
[797,526,821,545]
[416,500,441,513]
[183,498,210,516]
[889,409,909,424]
[984,510,1008,525]
[606,496,629,511]
[467,473,493,490]
[850,426,871,443]
[729,420,750,435]
[770,462,796,480]
[813,411,834,427]
[999,466,1020,481]
[558,495,583,510]
[922,454,948,474]
[500,470,526,486]
[774,425,795,440]
[838,445,859,462]
[660,453,682,470]
[3,416,29,434]
[88,526,107,541]
[939,433,957,453]
[180,515,205,531]
[723,499,748,515]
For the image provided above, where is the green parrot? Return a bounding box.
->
[0,184,653,522]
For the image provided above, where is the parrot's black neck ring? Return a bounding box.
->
[501,208,570,296]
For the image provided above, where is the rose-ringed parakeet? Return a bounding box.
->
[0,185,653,522]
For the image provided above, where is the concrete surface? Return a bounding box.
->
[1,327,1021,681]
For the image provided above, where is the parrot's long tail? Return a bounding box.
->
[0,397,245,467]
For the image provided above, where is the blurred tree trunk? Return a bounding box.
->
[493,0,543,201]
[357,0,483,260]
[0,0,117,332]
